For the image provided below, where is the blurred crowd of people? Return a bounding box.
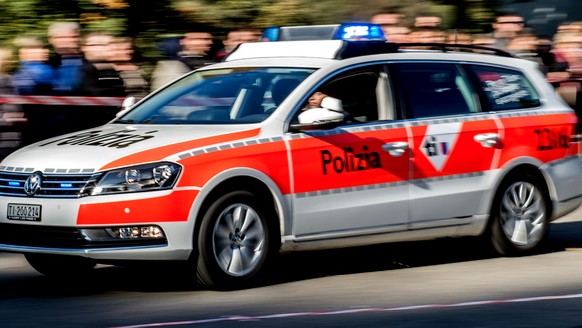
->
[370,6,582,80]
[0,10,580,106]
[0,9,578,105]
[0,8,580,153]
[0,23,262,149]
[0,22,263,105]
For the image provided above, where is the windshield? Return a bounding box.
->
[115,67,315,124]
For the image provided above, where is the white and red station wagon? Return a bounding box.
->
[0,36,581,289]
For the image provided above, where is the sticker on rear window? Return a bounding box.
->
[483,74,531,105]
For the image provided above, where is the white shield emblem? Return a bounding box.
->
[420,123,462,171]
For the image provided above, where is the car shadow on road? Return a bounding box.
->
[259,219,582,287]
[1,220,582,295]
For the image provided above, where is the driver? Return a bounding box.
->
[303,89,342,111]
[305,91,329,110]
[298,89,345,124]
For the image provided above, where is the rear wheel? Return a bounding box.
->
[490,174,550,256]
[25,254,96,277]
[196,190,278,289]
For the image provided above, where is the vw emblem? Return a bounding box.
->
[24,172,42,196]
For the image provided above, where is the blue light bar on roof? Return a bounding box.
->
[335,22,386,41]
[260,22,386,42]
[261,26,280,42]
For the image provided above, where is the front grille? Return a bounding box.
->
[0,171,101,198]
[0,223,167,249]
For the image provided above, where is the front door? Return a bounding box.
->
[288,65,411,238]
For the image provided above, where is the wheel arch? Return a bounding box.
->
[483,160,554,256]
[189,168,288,256]
[487,160,554,224]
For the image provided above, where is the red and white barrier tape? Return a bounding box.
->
[0,95,125,106]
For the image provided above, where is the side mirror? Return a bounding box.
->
[117,97,136,117]
[291,96,345,131]
[289,119,344,132]
[297,96,345,124]
[297,107,345,124]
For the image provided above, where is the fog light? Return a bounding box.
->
[140,226,164,238]
[109,225,165,239]
[80,225,166,243]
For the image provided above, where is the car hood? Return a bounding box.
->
[0,124,261,173]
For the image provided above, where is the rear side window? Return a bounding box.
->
[391,63,476,119]
[466,65,541,111]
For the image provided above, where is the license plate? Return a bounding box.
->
[7,203,41,221]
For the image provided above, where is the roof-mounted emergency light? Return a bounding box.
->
[261,22,386,42]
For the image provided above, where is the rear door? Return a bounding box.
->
[391,62,501,229]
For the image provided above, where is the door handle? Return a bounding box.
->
[382,142,409,157]
[474,133,500,148]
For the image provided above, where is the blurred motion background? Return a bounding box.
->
[0,0,579,72]
[0,0,580,159]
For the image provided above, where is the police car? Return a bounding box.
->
[0,25,581,289]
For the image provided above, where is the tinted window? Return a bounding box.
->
[466,65,541,111]
[392,63,476,119]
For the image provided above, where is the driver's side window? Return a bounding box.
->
[296,65,385,125]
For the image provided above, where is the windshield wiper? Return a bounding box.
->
[113,119,136,124]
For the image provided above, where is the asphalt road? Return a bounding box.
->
[1,208,582,328]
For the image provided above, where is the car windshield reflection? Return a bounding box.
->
[114,67,315,124]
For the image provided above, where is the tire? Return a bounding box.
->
[489,173,550,256]
[196,190,278,289]
[25,254,96,278]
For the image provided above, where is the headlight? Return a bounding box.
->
[88,162,182,196]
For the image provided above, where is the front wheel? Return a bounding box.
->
[196,190,278,289]
[489,174,550,256]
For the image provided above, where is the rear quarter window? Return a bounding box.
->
[467,65,541,111]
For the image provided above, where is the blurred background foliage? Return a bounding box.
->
[0,0,529,61]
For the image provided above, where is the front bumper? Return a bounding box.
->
[0,189,198,261]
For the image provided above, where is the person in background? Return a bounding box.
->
[0,47,24,120]
[58,31,125,136]
[79,31,125,97]
[535,37,569,76]
[179,31,216,70]
[151,31,216,92]
[370,6,410,43]
[47,21,84,95]
[472,33,496,47]
[215,28,260,61]
[447,30,473,45]
[409,12,446,43]
[150,36,189,91]
[107,36,149,99]
[506,28,539,59]
[490,11,525,51]
[12,35,55,95]
[553,22,582,75]
[0,47,26,157]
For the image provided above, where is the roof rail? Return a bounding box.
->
[394,43,514,57]
[336,41,514,59]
